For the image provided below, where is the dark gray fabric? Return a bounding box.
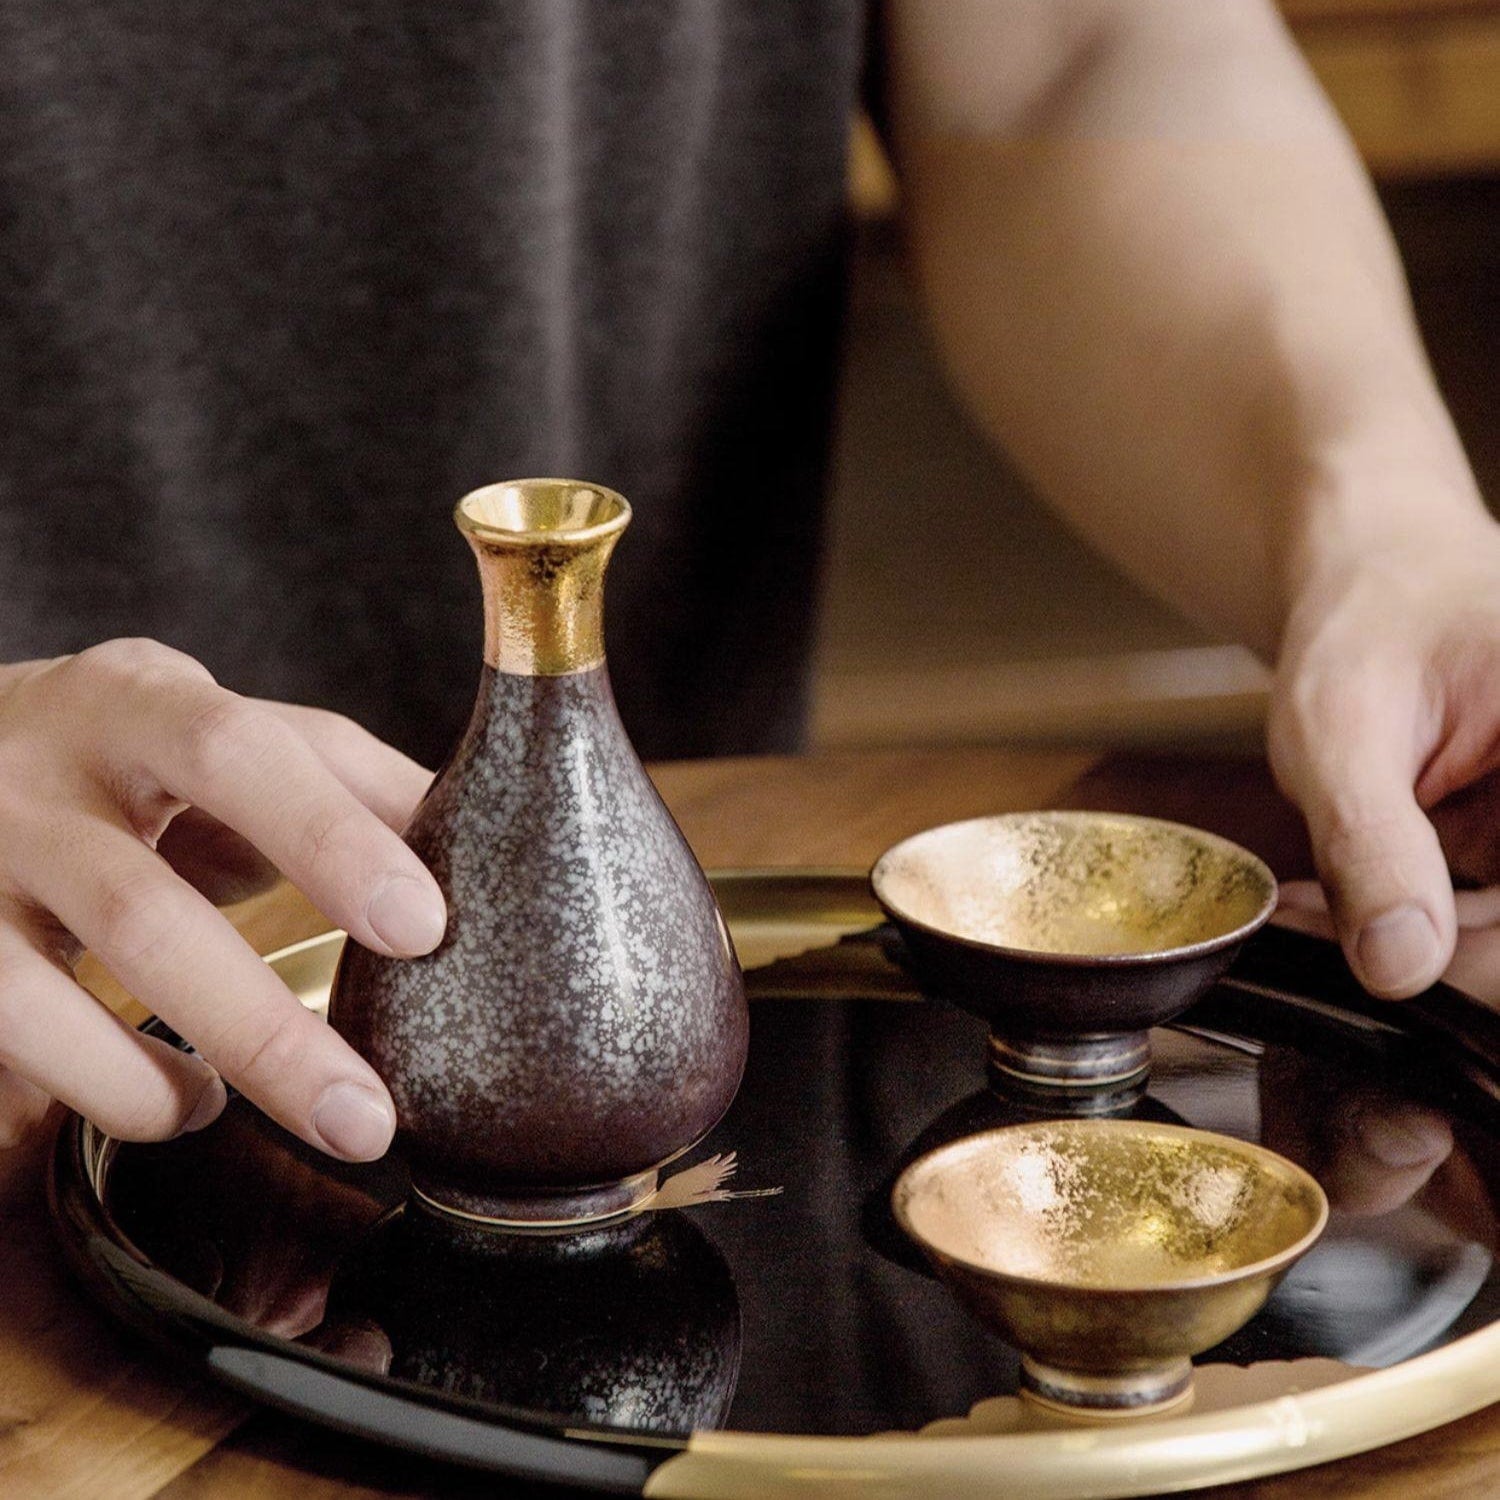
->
[0,1,864,763]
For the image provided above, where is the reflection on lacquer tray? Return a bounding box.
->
[321,1208,742,1434]
[866,1022,1495,1394]
[102,1099,743,1436]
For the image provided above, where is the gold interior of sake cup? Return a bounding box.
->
[892,1120,1328,1404]
[871,811,1277,965]
[454,478,631,549]
[894,1121,1327,1293]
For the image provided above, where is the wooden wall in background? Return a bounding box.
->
[1286,0,1500,175]
[849,1,1500,210]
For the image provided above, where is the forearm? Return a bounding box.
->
[890,0,1488,658]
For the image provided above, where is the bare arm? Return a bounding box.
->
[888,0,1499,998]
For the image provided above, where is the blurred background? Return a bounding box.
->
[813,0,1500,751]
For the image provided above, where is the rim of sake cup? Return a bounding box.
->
[890,1119,1330,1297]
[870,811,1278,970]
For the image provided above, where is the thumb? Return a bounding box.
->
[1271,685,1455,999]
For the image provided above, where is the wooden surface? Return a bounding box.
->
[3,747,1496,1498]
[1291,4,1500,176]
[845,7,1500,198]
[1282,0,1500,21]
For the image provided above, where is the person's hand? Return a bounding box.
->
[1256,1037,1455,1219]
[1256,906,1498,1249]
[0,640,442,1159]
[1268,511,1500,1000]
[137,1106,393,1342]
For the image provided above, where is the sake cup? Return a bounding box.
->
[892,1119,1328,1416]
[871,811,1277,1091]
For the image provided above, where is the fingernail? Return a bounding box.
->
[181,1074,227,1134]
[1353,1104,1450,1168]
[312,1081,395,1161]
[1356,905,1440,996]
[1275,881,1327,913]
[366,875,447,956]
[318,1320,394,1375]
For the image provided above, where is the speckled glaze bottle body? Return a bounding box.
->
[329,481,748,1226]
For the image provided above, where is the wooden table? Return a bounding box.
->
[2,748,1495,1498]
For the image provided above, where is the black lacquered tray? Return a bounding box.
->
[49,873,1500,1497]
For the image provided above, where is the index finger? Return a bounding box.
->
[26,819,396,1161]
[111,683,445,960]
[1270,672,1454,997]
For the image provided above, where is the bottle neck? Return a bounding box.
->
[470,535,618,676]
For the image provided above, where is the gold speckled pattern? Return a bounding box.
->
[872,812,1275,959]
[891,1120,1328,1401]
[456,479,630,676]
[895,1121,1325,1291]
